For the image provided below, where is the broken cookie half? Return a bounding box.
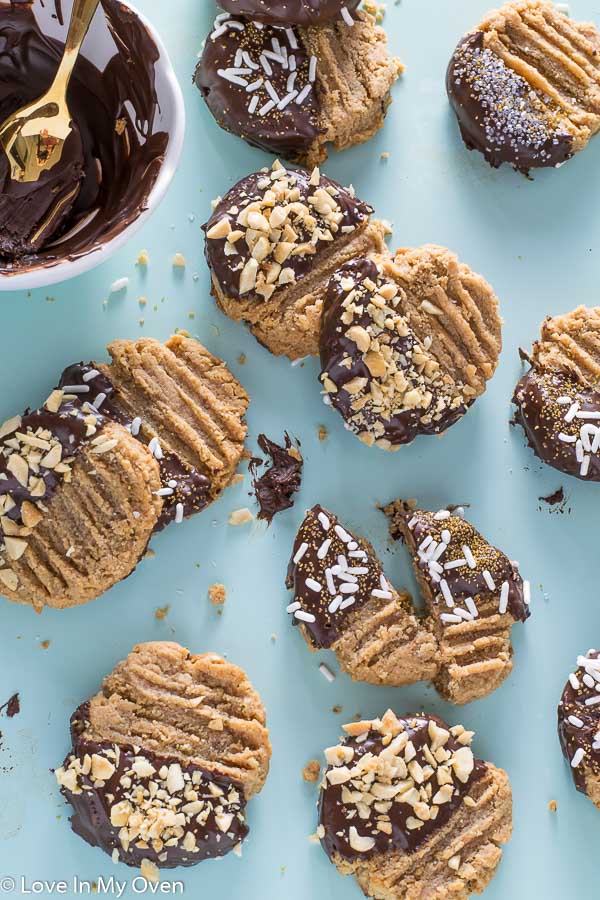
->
[317,709,512,900]
[55,641,271,875]
[286,503,529,703]
[0,336,248,611]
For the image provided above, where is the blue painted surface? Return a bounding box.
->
[1,1,600,897]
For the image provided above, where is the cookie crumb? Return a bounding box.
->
[229,507,254,526]
[303,759,321,783]
[40,640,51,650]
[208,716,224,731]
[110,277,128,294]
[172,253,186,268]
[155,604,171,620]
[231,473,244,485]
[136,249,149,266]
[332,705,343,715]
[448,854,461,871]
[549,799,557,812]
[380,151,390,160]
[318,425,328,441]
[140,858,160,883]
[319,662,336,683]
[238,353,246,365]
[208,583,226,606]
[0,693,20,718]
[145,549,155,559]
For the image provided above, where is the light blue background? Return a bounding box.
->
[1,0,600,897]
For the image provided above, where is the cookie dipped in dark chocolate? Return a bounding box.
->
[58,703,248,868]
[0,1,167,270]
[393,505,530,624]
[217,0,360,25]
[319,713,485,863]
[250,433,303,524]
[513,366,600,482]
[558,650,600,796]
[204,164,373,304]
[286,504,393,648]
[58,363,212,529]
[446,32,572,174]
[320,258,469,447]
[195,16,321,161]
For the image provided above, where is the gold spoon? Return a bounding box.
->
[0,0,101,184]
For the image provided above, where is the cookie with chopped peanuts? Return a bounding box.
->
[558,650,600,808]
[513,306,600,482]
[216,0,361,26]
[195,11,401,166]
[317,709,512,900]
[0,336,248,611]
[446,0,600,174]
[55,641,271,873]
[385,500,530,704]
[319,247,502,450]
[203,160,387,359]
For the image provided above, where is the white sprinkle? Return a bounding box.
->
[334,525,352,543]
[337,554,348,571]
[175,503,184,524]
[419,535,433,553]
[558,432,577,443]
[277,89,298,109]
[340,5,354,26]
[482,570,496,591]
[340,583,359,594]
[580,455,591,477]
[348,541,358,551]
[499,582,510,615]
[523,580,531,605]
[556,396,572,405]
[440,579,454,608]
[584,674,596,688]
[285,28,298,49]
[434,509,451,520]
[340,597,356,610]
[325,568,336,596]
[246,78,264,93]
[564,402,580,423]
[94,392,107,409]
[265,80,280,104]
[234,49,243,67]
[317,539,332,560]
[585,696,600,706]
[571,748,585,767]
[408,516,418,529]
[441,613,461,624]
[154,487,174,497]
[305,578,322,593]
[241,51,259,70]
[349,550,367,559]
[217,68,249,87]
[110,277,129,293]
[431,541,448,562]
[289,54,297,72]
[62,384,90,393]
[258,99,276,116]
[464,596,478,618]
[444,558,467,570]
[576,410,600,420]
[82,369,100,382]
[576,440,584,463]
[428,560,444,575]
[295,84,312,105]
[328,595,342,614]
[441,529,451,545]
[349,566,368,575]
[131,416,142,436]
[462,545,476,569]
[295,610,316,623]
[259,54,272,75]
[308,55,317,82]
[371,589,392,600]
[286,71,297,92]
[454,608,474,621]
[286,601,301,614]
[568,715,584,728]
[319,662,336,682]
[569,673,580,690]
[293,542,308,564]
[318,512,330,531]
[380,574,389,591]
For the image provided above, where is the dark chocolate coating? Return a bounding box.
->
[446,32,573,174]
[319,714,485,863]
[60,703,248,868]
[396,507,530,624]
[203,167,372,303]
[217,0,360,25]
[0,1,168,271]
[319,258,470,445]
[558,650,600,795]
[195,16,321,160]
[249,433,303,523]
[512,366,600,482]
[286,504,390,648]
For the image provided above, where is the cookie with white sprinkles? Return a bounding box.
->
[319,247,502,449]
[317,709,513,900]
[447,0,600,174]
[558,650,600,809]
[55,642,271,876]
[513,306,600,482]
[203,160,387,359]
[385,500,531,704]
[216,0,361,26]
[0,336,248,611]
[195,10,401,165]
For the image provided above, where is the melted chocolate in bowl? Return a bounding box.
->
[0,0,168,274]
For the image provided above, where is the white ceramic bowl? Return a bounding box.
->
[0,0,185,292]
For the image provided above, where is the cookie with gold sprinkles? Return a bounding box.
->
[558,650,600,809]
[216,0,361,25]
[316,709,513,899]
[447,0,600,174]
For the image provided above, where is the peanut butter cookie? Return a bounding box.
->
[195,10,401,165]
[558,649,600,809]
[203,161,387,359]
[513,306,600,481]
[0,336,248,611]
[55,641,271,873]
[319,248,502,449]
[317,710,512,899]
[447,0,600,173]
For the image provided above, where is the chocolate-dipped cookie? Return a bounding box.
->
[558,650,600,809]
[286,502,529,702]
[195,11,401,165]
[446,1,600,174]
[56,642,271,875]
[0,336,248,611]
[203,161,387,359]
[513,306,600,481]
[319,247,502,450]
[217,0,361,25]
[317,710,512,899]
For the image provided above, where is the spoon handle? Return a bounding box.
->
[51,0,102,98]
